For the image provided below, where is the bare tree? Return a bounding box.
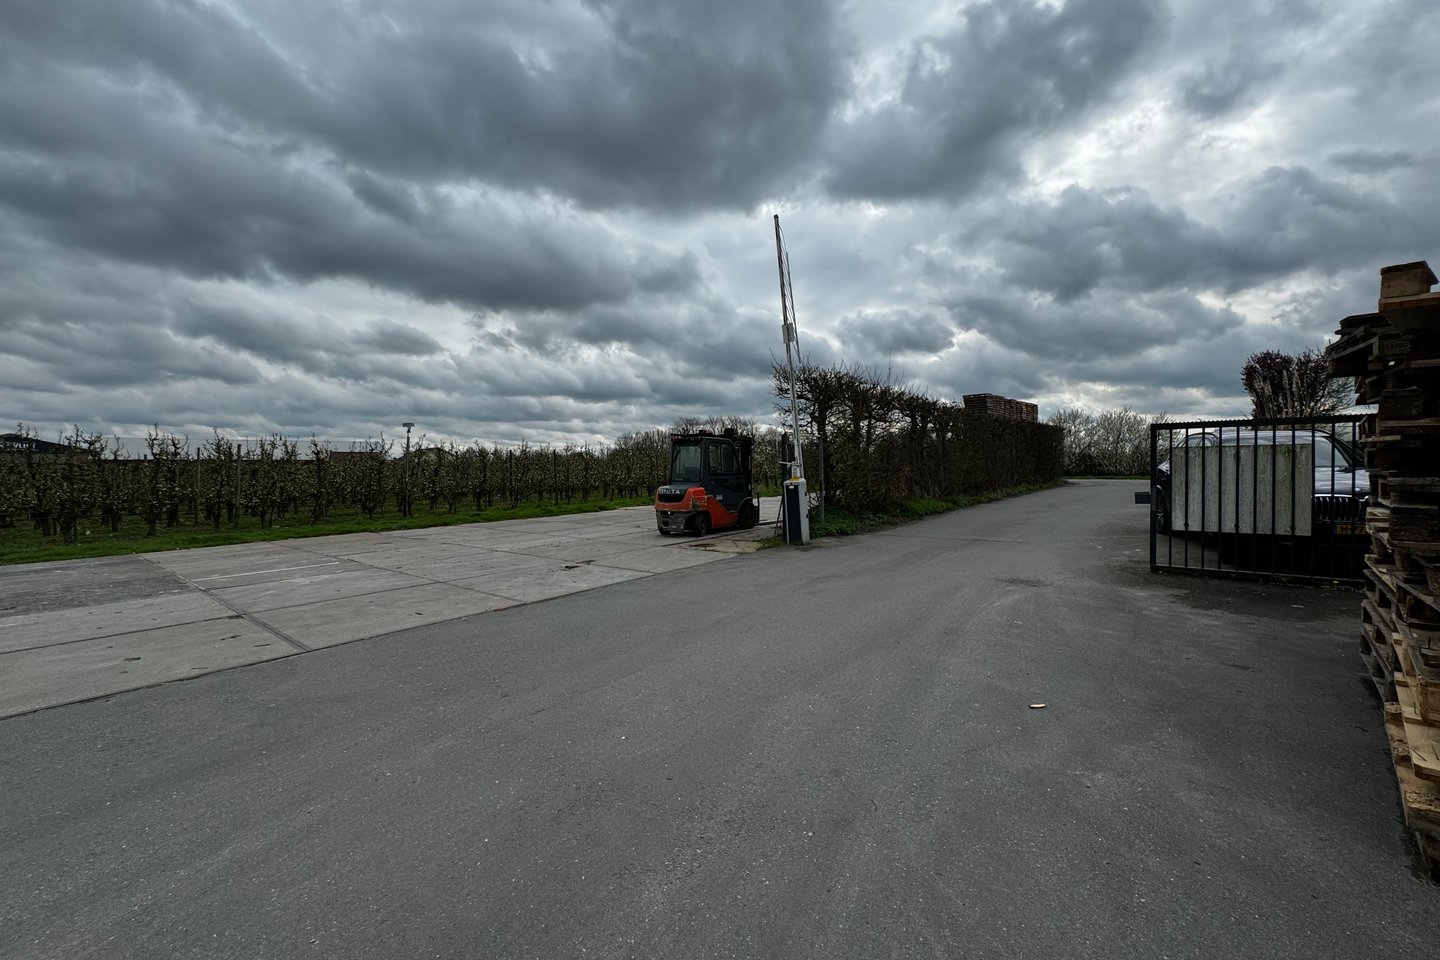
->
[139,427,186,537]
[1047,406,1167,475]
[54,426,106,543]
[1242,349,1352,419]
[1048,407,1097,474]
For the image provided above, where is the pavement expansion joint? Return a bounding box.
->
[0,612,244,657]
[231,566,523,612]
[188,559,344,582]
[141,556,311,653]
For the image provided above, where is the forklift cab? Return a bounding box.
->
[654,431,758,536]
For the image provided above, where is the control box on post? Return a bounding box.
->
[782,478,810,545]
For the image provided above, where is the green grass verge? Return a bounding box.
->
[807,481,1066,538]
[0,496,653,566]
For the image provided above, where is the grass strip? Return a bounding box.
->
[0,497,652,566]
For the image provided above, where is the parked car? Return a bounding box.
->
[1151,427,1369,537]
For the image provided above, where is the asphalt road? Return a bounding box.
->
[2,480,1435,959]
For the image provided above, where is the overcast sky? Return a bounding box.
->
[2,0,1436,447]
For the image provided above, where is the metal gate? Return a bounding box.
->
[1145,416,1368,583]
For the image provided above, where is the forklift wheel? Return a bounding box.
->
[657,519,671,536]
[738,501,759,530]
[693,513,711,536]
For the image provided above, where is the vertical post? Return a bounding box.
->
[1199,427,1207,568]
[1148,424,1157,572]
[774,215,803,482]
[402,422,414,518]
[774,214,809,544]
[816,432,825,526]
[1233,425,1241,573]
[1182,430,1190,568]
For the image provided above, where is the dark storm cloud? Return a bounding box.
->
[172,305,335,366]
[971,166,1439,301]
[475,292,793,387]
[975,186,1220,300]
[439,353,655,407]
[0,0,779,330]
[1165,0,1323,118]
[1175,54,1282,117]
[0,69,669,314]
[1216,165,1439,278]
[176,302,446,381]
[917,305,1333,415]
[2,0,845,211]
[3,303,262,396]
[0,219,770,442]
[326,0,845,209]
[345,172,427,226]
[0,230,453,419]
[1050,308,1341,399]
[945,290,1244,362]
[1340,0,1440,100]
[1328,149,1419,174]
[824,0,1165,200]
[353,320,445,357]
[0,233,257,394]
[834,309,955,357]
[1,0,1432,441]
[917,337,1051,402]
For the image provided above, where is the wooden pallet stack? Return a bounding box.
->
[1327,259,1440,876]
[962,394,1039,421]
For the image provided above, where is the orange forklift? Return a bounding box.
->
[654,429,760,536]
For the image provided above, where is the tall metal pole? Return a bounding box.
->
[402,422,414,518]
[774,215,803,480]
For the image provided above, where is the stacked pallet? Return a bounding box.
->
[962,393,1039,421]
[1327,259,1440,877]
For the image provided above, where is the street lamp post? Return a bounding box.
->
[402,422,414,518]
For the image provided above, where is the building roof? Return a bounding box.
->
[0,433,69,454]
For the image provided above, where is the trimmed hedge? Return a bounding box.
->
[774,362,1063,512]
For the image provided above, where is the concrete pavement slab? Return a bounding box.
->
[488,529,654,549]
[689,538,770,554]
[0,555,190,616]
[255,581,516,647]
[304,540,484,568]
[145,543,316,580]
[208,567,434,613]
[424,535,578,553]
[509,537,665,562]
[171,557,359,589]
[0,501,779,716]
[356,550,555,582]
[0,617,287,718]
[597,544,737,574]
[0,593,237,655]
[448,561,648,603]
[281,533,427,558]
[407,521,630,543]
